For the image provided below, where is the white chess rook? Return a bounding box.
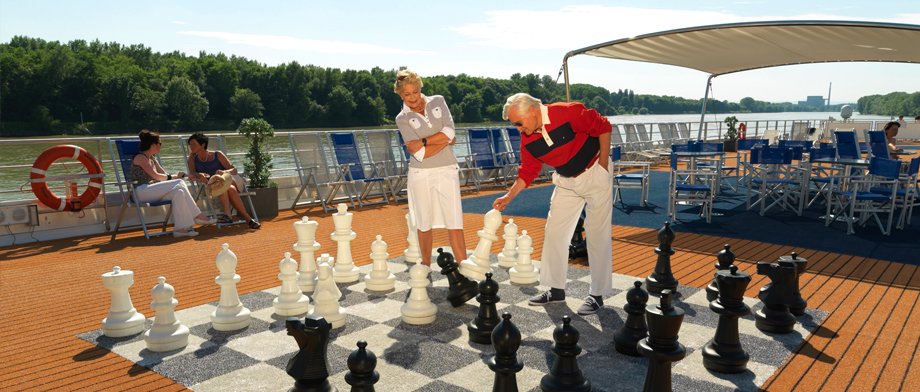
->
[497,218,519,268]
[211,243,251,331]
[403,212,422,264]
[510,230,540,285]
[273,252,311,316]
[460,209,502,280]
[365,234,396,292]
[101,266,146,337]
[331,203,360,283]
[144,277,190,352]
[311,261,345,328]
[294,217,321,293]
[401,264,437,325]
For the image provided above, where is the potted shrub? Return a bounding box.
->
[238,117,278,219]
[723,115,740,152]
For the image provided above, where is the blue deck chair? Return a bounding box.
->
[841,158,902,235]
[364,130,407,201]
[668,151,717,223]
[834,130,861,160]
[108,138,174,239]
[864,130,890,159]
[806,146,842,208]
[746,146,805,216]
[611,145,650,207]
[465,128,505,189]
[895,157,920,229]
[490,127,517,186]
[290,132,345,213]
[737,139,769,188]
[329,132,394,208]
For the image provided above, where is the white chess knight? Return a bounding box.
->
[101,266,146,337]
[459,209,502,280]
[497,218,519,268]
[364,234,396,292]
[316,253,342,300]
[401,263,437,325]
[273,252,311,316]
[311,261,345,328]
[294,216,321,293]
[210,243,251,331]
[509,230,540,285]
[403,212,422,264]
[144,277,190,352]
[331,203,360,283]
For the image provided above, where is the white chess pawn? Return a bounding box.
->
[459,209,502,280]
[210,243,251,331]
[311,261,345,328]
[403,213,422,264]
[273,252,311,316]
[510,230,539,285]
[294,217,321,293]
[316,253,342,300]
[401,263,437,325]
[144,277,190,352]
[331,203,360,283]
[101,266,146,337]
[364,234,396,292]
[497,218,519,268]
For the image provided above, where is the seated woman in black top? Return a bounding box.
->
[186,133,260,229]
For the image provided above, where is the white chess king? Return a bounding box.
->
[459,209,502,280]
[294,216,321,293]
[331,203,360,283]
[101,266,146,337]
[144,277,190,352]
[364,234,396,292]
[210,243,251,331]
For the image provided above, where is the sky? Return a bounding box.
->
[1,0,918,103]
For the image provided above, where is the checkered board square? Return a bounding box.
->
[79,255,826,392]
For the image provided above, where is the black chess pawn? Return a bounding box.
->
[703,266,752,373]
[613,280,649,356]
[754,261,797,333]
[706,244,736,302]
[286,315,336,392]
[646,222,679,295]
[345,340,379,392]
[469,272,501,344]
[436,248,479,307]
[777,252,808,316]
[540,315,591,392]
[637,289,686,392]
[489,312,523,392]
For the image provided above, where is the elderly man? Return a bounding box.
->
[492,93,613,315]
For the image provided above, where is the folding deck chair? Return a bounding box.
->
[328,132,395,208]
[108,138,174,239]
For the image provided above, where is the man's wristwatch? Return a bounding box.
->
[422,138,428,147]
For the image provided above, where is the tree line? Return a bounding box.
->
[2,36,913,136]
[857,91,920,117]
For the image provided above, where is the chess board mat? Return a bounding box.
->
[79,256,826,392]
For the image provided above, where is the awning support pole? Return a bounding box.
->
[563,56,572,101]
[696,75,714,140]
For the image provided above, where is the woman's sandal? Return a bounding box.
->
[247,219,261,230]
[217,214,233,224]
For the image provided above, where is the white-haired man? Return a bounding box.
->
[492,93,613,315]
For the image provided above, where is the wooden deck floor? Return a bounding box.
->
[1,197,918,391]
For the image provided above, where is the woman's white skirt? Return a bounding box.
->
[407,164,463,231]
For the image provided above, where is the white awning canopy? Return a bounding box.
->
[565,20,920,77]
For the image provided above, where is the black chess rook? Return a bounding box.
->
[469,272,501,344]
[777,252,808,316]
[540,316,591,392]
[286,315,336,392]
[613,281,649,356]
[706,244,736,302]
[489,312,524,392]
[754,261,798,333]
[703,266,752,373]
[646,222,679,295]
[436,248,479,307]
[638,289,686,392]
[345,340,379,392]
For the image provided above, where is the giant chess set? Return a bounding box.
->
[81,204,826,391]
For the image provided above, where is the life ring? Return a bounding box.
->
[30,145,104,211]
[738,122,747,139]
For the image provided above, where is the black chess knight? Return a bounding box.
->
[286,315,336,392]
[436,248,479,307]
[755,261,797,333]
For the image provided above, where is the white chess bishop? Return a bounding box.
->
[509,230,540,285]
[331,203,360,283]
[497,218,519,268]
[101,266,146,337]
[273,252,311,316]
[311,261,345,328]
[144,277,189,352]
[403,213,422,264]
[401,263,437,325]
[364,234,396,292]
[210,243,251,331]
[294,216,321,293]
[459,209,502,280]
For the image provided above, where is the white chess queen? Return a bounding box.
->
[393,69,468,267]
